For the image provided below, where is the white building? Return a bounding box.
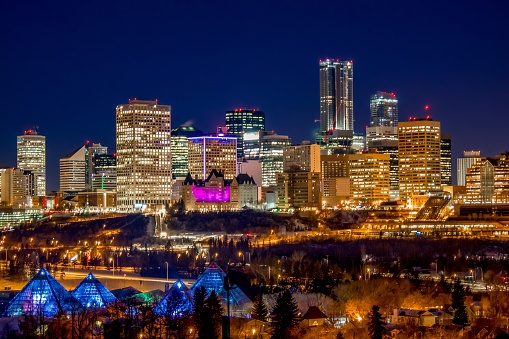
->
[60,145,86,191]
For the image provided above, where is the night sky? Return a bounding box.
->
[1,1,508,191]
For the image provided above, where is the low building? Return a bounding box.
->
[301,306,328,327]
[391,308,437,327]
[182,170,258,212]
[77,189,116,209]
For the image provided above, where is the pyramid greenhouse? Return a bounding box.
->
[153,279,193,316]
[71,273,117,308]
[4,268,78,317]
[190,262,252,314]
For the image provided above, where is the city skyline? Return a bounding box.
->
[1,1,508,191]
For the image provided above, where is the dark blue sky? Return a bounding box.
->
[1,1,508,190]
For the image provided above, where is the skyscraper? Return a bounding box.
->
[225,109,265,159]
[116,99,172,211]
[17,129,46,196]
[187,136,237,180]
[398,118,441,203]
[283,143,321,172]
[370,92,398,127]
[441,133,452,186]
[59,145,86,192]
[260,132,291,187]
[457,151,481,186]
[319,59,354,132]
[91,154,116,191]
[171,125,203,179]
[85,143,108,190]
[366,126,399,200]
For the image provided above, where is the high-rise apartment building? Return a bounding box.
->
[17,129,46,196]
[370,92,398,127]
[225,109,265,159]
[348,153,390,204]
[187,136,237,181]
[398,118,441,202]
[85,143,108,190]
[60,145,86,191]
[457,151,481,186]
[366,126,399,200]
[171,125,203,179]
[283,143,321,172]
[319,59,354,132]
[259,132,291,187]
[116,99,172,211]
[441,133,452,186]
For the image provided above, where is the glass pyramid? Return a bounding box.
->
[153,279,193,316]
[4,268,78,317]
[190,263,251,311]
[71,273,116,308]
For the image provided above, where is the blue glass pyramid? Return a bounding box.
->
[153,279,193,316]
[4,268,78,317]
[190,263,251,310]
[71,273,116,308]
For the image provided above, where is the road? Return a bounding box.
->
[0,266,196,293]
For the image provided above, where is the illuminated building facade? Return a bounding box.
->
[60,145,86,192]
[0,206,42,228]
[187,136,237,181]
[366,126,399,200]
[1,168,35,206]
[243,131,262,160]
[465,152,509,203]
[171,125,203,179]
[17,129,46,196]
[189,262,252,316]
[182,170,238,211]
[85,143,107,190]
[4,268,75,317]
[457,150,481,186]
[321,154,350,206]
[91,154,116,191]
[116,99,172,211]
[225,109,265,159]
[276,171,321,209]
[71,273,116,308]
[259,132,291,187]
[398,118,441,203]
[370,92,398,127]
[441,133,452,186]
[283,143,321,172]
[316,129,354,155]
[182,170,257,211]
[319,59,354,132]
[348,153,390,204]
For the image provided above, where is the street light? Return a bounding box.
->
[110,258,114,276]
[165,261,168,281]
[238,252,244,263]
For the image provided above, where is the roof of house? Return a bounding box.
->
[302,306,327,320]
